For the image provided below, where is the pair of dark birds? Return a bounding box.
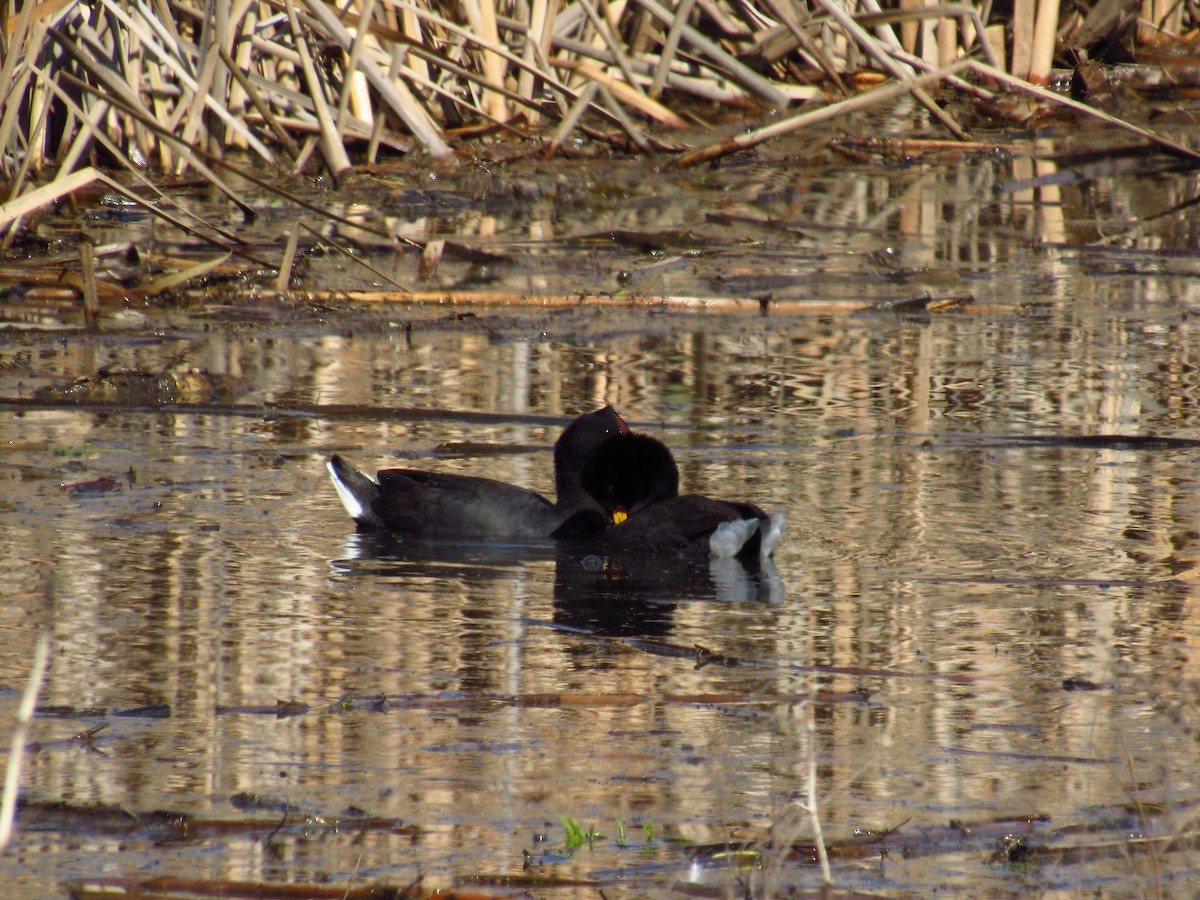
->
[327,406,784,561]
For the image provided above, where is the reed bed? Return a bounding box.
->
[0,0,1197,242]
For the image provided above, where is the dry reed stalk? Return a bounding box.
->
[243,288,1005,314]
[250,287,863,311]
[985,23,1006,70]
[4,65,56,201]
[223,0,258,143]
[648,0,696,98]
[365,47,405,161]
[900,0,919,50]
[673,59,971,167]
[0,166,99,234]
[576,0,650,106]
[177,0,224,157]
[399,4,431,84]
[276,220,302,292]
[1028,0,1060,84]
[964,59,1200,162]
[457,0,509,122]
[810,0,967,139]
[140,251,234,294]
[304,0,453,158]
[553,56,687,127]
[285,0,353,175]
[337,0,378,134]
[0,3,47,170]
[937,1,957,66]
[547,80,600,152]
[625,0,790,104]
[598,83,652,151]
[516,0,557,125]
[217,43,303,156]
[1011,0,1035,78]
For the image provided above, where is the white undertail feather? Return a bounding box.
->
[760,513,786,559]
[709,518,758,558]
[327,460,377,525]
[708,512,787,560]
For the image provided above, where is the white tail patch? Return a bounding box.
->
[327,460,378,525]
[709,518,758,558]
[759,512,786,559]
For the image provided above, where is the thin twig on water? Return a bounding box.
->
[0,629,52,852]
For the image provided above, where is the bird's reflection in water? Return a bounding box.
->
[552,544,785,637]
[330,534,785,640]
[329,531,555,581]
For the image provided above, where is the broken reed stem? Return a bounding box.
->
[276,220,302,292]
[0,629,51,852]
[80,240,99,322]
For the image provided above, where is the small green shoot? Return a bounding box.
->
[561,816,602,849]
[616,819,627,847]
[562,816,584,849]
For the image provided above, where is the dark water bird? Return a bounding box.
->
[327,406,629,541]
[565,431,785,560]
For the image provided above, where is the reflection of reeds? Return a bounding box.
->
[0,0,1196,250]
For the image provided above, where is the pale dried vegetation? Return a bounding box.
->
[0,0,1197,242]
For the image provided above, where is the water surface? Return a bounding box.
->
[3,119,1200,896]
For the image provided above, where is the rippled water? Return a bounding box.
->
[4,119,1200,895]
